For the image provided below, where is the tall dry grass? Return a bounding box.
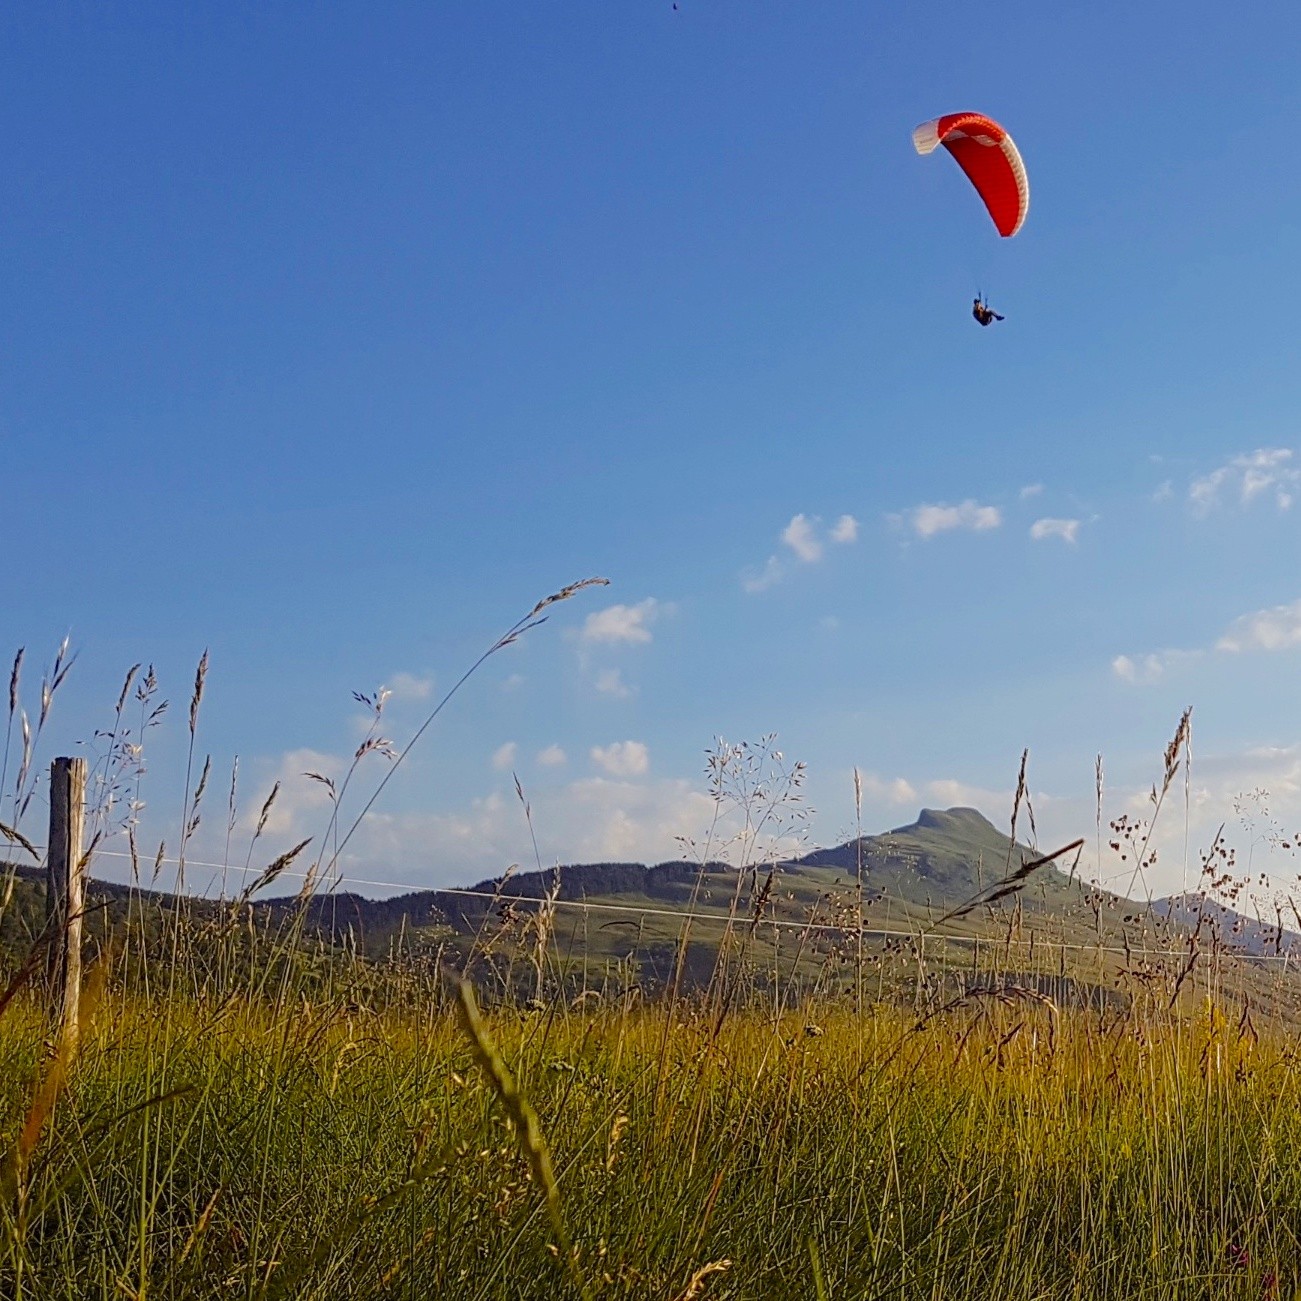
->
[0,991,1297,1298]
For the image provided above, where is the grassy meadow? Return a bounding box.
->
[2,977,1301,1299]
[3,620,1300,1298]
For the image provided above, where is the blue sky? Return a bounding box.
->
[5,2,1301,900]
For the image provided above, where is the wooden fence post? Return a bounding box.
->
[47,756,86,1045]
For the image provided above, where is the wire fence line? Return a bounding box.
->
[1,845,1278,966]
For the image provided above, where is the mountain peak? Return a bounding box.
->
[895,806,999,837]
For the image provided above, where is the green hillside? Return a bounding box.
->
[6,806,1299,1013]
[797,805,1080,907]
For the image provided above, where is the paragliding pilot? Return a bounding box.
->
[971,295,1004,327]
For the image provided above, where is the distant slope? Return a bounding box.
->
[1151,892,1298,957]
[6,807,1300,1004]
[796,806,1078,911]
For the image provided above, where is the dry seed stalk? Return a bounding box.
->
[673,1259,732,1301]
[605,1113,629,1175]
[174,1185,223,1272]
[0,820,39,860]
[1123,707,1193,897]
[188,649,209,737]
[927,839,1085,930]
[8,648,21,716]
[1006,748,1029,874]
[253,782,280,842]
[0,647,22,814]
[237,838,312,907]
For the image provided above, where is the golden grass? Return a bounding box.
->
[0,988,1297,1298]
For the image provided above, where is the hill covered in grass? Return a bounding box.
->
[4,806,1297,1008]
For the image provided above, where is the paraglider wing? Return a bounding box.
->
[913,112,1028,237]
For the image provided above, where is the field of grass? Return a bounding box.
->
[4,626,1298,1297]
[2,968,1300,1300]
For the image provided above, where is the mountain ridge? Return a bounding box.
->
[4,806,1294,977]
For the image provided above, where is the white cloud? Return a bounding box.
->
[1190,448,1298,514]
[858,772,918,806]
[241,748,342,839]
[904,500,1002,540]
[501,673,525,692]
[491,741,518,771]
[742,556,784,593]
[1029,517,1081,544]
[581,598,662,645]
[591,740,650,778]
[1112,653,1166,685]
[385,671,433,702]
[1194,745,1301,798]
[595,667,633,698]
[552,777,716,862]
[577,600,669,701]
[830,514,859,544]
[782,513,823,563]
[1111,645,1207,684]
[342,776,719,884]
[178,735,827,896]
[743,512,857,592]
[1152,479,1174,503]
[925,778,1014,813]
[209,753,721,891]
[1019,483,1044,501]
[1115,598,1301,683]
[1216,599,1301,653]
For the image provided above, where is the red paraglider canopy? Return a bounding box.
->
[913,112,1029,238]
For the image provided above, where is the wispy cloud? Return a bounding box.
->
[1112,653,1171,685]
[924,778,1016,813]
[537,744,567,768]
[830,514,859,544]
[1113,596,1301,685]
[1029,517,1081,545]
[591,740,649,778]
[384,671,433,702]
[581,598,663,645]
[234,766,720,889]
[491,741,518,771]
[577,598,671,700]
[782,513,823,562]
[1216,599,1301,653]
[242,748,341,839]
[855,772,1043,820]
[1190,448,1298,514]
[595,667,633,698]
[743,511,858,592]
[229,739,1301,898]
[1019,483,1044,501]
[741,556,785,594]
[858,772,918,806]
[901,500,1002,540]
